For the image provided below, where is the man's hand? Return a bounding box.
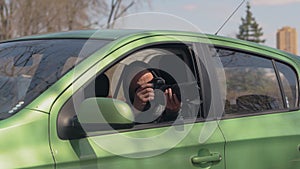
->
[165,88,181,113]
[133,83,154,111]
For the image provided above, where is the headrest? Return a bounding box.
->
[236,94,279,112]
[94,74,109,97]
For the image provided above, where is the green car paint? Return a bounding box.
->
[219,110,300,168]
[0,109,53,168]
[0,29,299,168]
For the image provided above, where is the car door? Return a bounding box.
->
[49,37,226,169]
[214,46,300,168]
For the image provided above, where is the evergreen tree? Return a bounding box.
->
[237,2,265,43]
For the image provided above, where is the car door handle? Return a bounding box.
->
[191,149,222,168]
[191,153,222,164]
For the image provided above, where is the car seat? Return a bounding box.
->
[236,94,280,113]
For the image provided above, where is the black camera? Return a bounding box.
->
[149,77,199,103]
[149,77,181,101]
[149,77,168,91]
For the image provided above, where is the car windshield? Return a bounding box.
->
[0,39,110,119]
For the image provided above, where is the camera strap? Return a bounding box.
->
[149,69,159,78]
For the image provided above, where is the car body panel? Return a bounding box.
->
[219,111,300,169]
[0,109,53,168]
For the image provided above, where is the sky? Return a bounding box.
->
[121,0,300,55]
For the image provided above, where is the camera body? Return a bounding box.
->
[149,77,181,101]
[150,77,169,91]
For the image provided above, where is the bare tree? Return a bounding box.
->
[92,0,149,29]
[105,0,135,28]
[0,0,149,40]
[13,0,91,37]
[0,0,92,39]
[0,0,15,40]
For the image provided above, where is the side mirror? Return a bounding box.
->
[77,98,135,131]
[58,97,134,140]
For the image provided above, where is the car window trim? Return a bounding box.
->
[274,60,300,108]
[272,59,288,108]
[192,42,215,120]
[222,108,293,120]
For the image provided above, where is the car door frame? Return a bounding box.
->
[48,34,226,169]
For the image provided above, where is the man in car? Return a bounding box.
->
[127,67,181,123]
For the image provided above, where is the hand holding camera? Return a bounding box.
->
[131,69,183,114]
[149,77,181,113]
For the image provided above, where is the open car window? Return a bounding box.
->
[91,44,201,124]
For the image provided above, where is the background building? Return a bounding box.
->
[276,26,298,55]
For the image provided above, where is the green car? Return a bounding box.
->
[0,29,299,169]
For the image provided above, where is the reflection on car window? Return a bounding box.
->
[217,49,284,115]
[0,39,109,119]
[275,62,298,109]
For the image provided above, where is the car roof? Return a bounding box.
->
[2,29,299,59]
[10,29,142,41]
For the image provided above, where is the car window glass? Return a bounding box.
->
[217,49,284,115]
[275,61,298,109]
[0,39,109,119]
